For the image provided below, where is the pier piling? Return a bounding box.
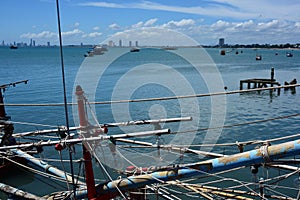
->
[239,68,281,95]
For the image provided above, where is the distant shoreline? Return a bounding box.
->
[1,44,300,50]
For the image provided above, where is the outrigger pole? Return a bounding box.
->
[0,80,28,120]
[71,138,300,199]
[70,85,300,199]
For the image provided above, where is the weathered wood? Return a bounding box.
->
[0,182,43,200]
[240,78,281,95]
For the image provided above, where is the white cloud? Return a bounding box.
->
[20,31,56,39]
[79,1,300,21]
[83,32,102,38]
[100,17,300,45]
[62,29,83,37]
[109,23,121,30]
[132,21,144,28]
[144,18,158,26]
[210,20,231,30]
[103,27,197,46]
[93,26,100,30]
[79,2,126,8]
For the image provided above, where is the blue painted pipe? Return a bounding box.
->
[70,139,300,199]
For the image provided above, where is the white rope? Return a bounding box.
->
[183,166,263,199]
[0,120,58,128]
[2,155,73,184]
[2,84,299,107]
[58,150,71,191]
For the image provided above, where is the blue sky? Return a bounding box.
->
[1,0,300,46]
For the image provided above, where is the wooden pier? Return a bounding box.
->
[239,68,281,95]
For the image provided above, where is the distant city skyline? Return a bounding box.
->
[1,1,300,46]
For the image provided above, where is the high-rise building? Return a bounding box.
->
[219,38,225,46]
[108,40,114,47]
[135,41,138,47]
[129,41,132,47]
[119,39,122,47]
[47,42,50,47]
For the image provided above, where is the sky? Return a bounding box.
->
[1,0,300,46]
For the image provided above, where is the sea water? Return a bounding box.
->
[0,46,299,198]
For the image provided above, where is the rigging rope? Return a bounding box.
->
[2,84,299,107]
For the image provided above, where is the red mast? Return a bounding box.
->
[75,85,97,199]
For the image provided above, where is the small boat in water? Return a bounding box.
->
[162,46,177,50]
[256,54,262,60]
[130,47,140,52]
[84,45,107,57]
[9,45,18,49]
[286,52,293,57]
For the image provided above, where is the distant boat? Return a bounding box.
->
[84,45,107,57]
[256,55,262,60]
[93,45,107,55]
[220,49,226,55]
[286,52,293,57]
[9,45,18,49]
[130,47,140,52]
[162,46,177,50]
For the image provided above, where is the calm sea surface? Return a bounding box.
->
[0,46,299,198]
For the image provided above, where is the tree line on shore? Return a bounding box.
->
[204,43,300,49]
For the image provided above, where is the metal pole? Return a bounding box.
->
[55,0,76,198]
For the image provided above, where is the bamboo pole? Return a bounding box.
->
[78,139,300,198]
[12,149,85,186]
[0,129,170,151]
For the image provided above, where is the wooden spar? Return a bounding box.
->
[12,126,78,138]
[70,138,300,199]
[178,184,254,200]
[75,85,97,200]
[11,149,86,186]
[175,182,294,200]
[266,163,300,171]
[146,185,182,200]
[0,129,171,151]
[182,184,214,200]
[0,182,44,200]
[116,138,225,158]
[12,116,190,138]
[103,117,192,127]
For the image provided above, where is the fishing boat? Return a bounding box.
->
[1,1,300,200]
